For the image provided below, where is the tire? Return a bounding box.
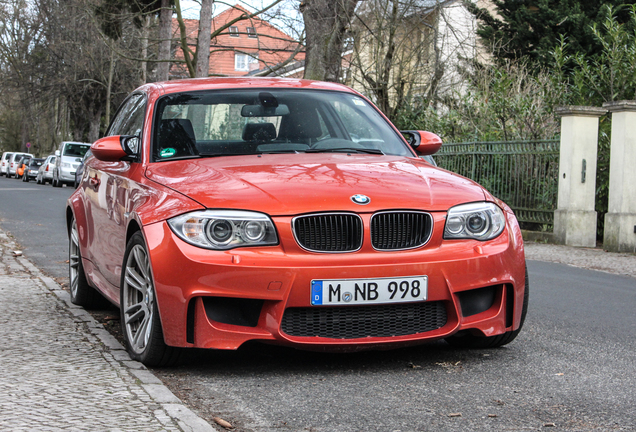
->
[69,218,107,308]
[120,232,180,367]
[445,266,529,349]
[53,172,61,187]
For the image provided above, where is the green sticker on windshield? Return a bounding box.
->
[160,148,176,158]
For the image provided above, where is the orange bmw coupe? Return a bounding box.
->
[67,78,528,366]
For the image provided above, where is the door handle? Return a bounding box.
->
[89,176,100,190]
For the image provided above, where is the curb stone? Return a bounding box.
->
[0,229,217,432]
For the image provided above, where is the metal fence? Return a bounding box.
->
[435,140,560,226]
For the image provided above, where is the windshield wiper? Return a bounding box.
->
[197,152,254,157]
[305,148,384,155]
[259,150,304,154]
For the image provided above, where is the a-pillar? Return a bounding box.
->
[602,101,636,253]
[553,106,606,247]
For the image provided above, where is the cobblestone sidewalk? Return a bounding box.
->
[0,230,215,431]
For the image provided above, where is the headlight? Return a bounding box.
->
[443,202,505,241]
[168,210,278,250]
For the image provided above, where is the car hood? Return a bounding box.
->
[144,154,486,216]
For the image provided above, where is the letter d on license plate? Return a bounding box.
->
[311,276,428,306]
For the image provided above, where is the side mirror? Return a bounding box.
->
[55,150,60,157]
[401,130,443,155]
[91,135,136,162]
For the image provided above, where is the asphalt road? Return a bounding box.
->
[0,175,74,279]
[1,174,635,431]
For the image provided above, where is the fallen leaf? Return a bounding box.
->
[488,414,497,418]
[13,250,22,257]
[544,423,556,427]
[448,413,462,417]
[555,373,564,376]
[408,362,422,369]
[213,417,233,429]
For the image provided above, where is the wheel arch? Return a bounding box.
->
[126,217,143,245]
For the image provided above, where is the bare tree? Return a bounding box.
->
[0,0,143,149]
[300,0,358,82]
[348,0,441,119]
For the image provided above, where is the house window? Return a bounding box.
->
[235,53,259,71]
[229,26,239,37]
[247,27,257,38]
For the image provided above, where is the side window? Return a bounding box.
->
[119,98,146,138]
[108,94,145,137]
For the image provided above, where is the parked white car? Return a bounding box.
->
[0,152,13,176]
[52,142,90,187]
[36,155,57,184]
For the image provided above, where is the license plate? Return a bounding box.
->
[311,276,428,306]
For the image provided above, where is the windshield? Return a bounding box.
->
[63,144,90,157]
[29,159,44,167]
[152,89,412,161]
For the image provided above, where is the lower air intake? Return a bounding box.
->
[281,301,447,339]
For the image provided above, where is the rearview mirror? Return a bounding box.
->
[401,130,442,155]
[241,104,290,117]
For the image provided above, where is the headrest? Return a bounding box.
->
[278,106,322,141]
[243,122,277,142]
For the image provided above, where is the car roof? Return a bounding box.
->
[138,77,357,99]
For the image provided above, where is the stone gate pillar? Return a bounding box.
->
[553,106,606,247]
[602,101,636,253]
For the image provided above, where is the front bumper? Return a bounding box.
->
[144,211,526,350]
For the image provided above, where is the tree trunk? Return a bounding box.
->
[301,0,358,82]
[195,0,213,78]
[141,16,149,84]
[156,0,172,81]
[106,49,115,128]
[88,106,103,143]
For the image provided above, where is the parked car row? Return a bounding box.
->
[1,141,91,187]
[1,151,33,178]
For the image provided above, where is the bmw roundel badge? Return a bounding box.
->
[351,194,371,205]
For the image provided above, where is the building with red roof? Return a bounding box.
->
[171,4,304,78]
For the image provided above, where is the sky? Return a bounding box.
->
[180,0,297,19]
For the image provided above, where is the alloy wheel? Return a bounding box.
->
[122,244,155,355]
[69,220,81,299]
